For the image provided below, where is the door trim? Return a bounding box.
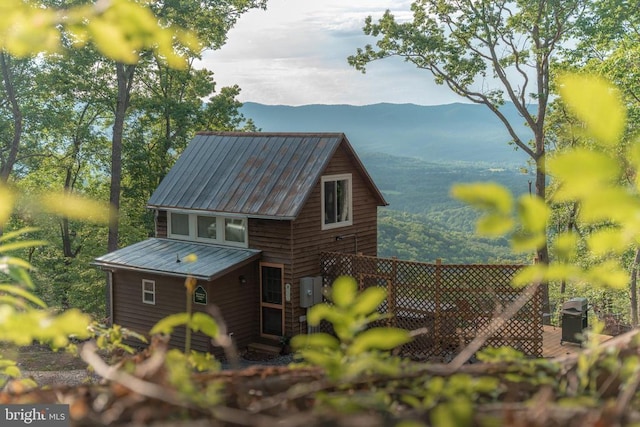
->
[259,262,285,338]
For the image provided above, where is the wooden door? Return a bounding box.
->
[260,263,284,338]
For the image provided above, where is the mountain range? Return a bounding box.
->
[240,102,533,166]
[239,102,535,262]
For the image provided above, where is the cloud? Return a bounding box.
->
[199,0,460,106]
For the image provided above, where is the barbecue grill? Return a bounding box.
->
[560,297,588,346]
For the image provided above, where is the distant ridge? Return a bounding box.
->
[240,102,532,166]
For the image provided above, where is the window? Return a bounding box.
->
[321,174,352,230]
[170,213,189,236]
[225,218,246,243]
[142,279,155,305]
[167,211,247,247]
[197,216,217,239]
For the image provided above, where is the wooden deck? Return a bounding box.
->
[542,325,612,358]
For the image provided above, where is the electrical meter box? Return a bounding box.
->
[300,276,323,308]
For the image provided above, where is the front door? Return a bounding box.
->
[260,263,284,338]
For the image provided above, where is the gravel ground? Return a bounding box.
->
[22,369,100,387]
[221,353,294,370]
[20,353,295,388]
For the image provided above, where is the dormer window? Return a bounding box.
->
[170,213,190,236]
[197,216,217,239]
[167,211,247,247]
[321,173,352,230]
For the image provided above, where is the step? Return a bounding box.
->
[247,342,281,355]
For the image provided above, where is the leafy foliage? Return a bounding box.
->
[454,73,636,294]
[292,276,411,381]
[0,226,92,386]
[0,0,199,67]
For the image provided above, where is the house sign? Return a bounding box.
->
[194,285,207,305]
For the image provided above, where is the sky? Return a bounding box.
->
[199,0,464,106]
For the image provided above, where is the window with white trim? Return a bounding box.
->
[321,174,352,230]
[167,211,248,247]
[142,279,155,305]
[170,213,189,236]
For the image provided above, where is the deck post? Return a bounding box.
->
[389,257,397,327]
[434,258,442,355]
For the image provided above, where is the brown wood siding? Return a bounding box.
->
[289,143,379,337]
[208,262,259,355]
[112,262,258,358]
[156,210,167,238]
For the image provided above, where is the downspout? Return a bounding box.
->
[107,270,114,325]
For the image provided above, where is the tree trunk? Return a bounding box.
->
[630,248,640,327]
[107,63,135,252]
[0,52,22,183]
[534,133,551,323]
[61,122,84,259]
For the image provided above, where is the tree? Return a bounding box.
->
[99,0,267,252]
[348,0,589,314]
[0,53,25,183]
[121,64,257,242]
[543,0,640,325]
[577,1,640,326]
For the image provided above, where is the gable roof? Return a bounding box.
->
[147,132,387,219]
[92,238,261,281]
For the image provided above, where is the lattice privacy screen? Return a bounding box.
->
[320,252,543,359]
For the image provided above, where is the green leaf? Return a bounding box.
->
[347,327,411,355]
[579,188,640,224]
[585,260,628,289]
[189,312,219,339]
[511,230,547,253]
[39,192,113,224]
[0,241,47,254]
[0,227,39,243]
[476,214,514,237]
[0,284,46,308]
[3,365,20,379]
[451,182,513,215]
[150,312,190,335]
[5,264,35,289]
[628,139,640,184]
[548,149,620,201]
[558,74,626,147]
[331,276,358,308]
[307,303,340,326]
[587,229,629,256]
[291,332,340,351]
[430,399,473,427]
[552,232,579,261]
[511,263,581,287]
[517,195,549,233]
[0,184,15,225]
[351,286,386,316]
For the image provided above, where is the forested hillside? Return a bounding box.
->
[377,210,528,263]
[361,153,533,231]
[358,153,533,263]
[241,102,532,165]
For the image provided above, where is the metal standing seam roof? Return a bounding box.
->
[147,132,387,218]
[92,238,261,281]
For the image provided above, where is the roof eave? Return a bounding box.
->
[145,205,297,221]
[340,134,389,207]
[91,251,261,282]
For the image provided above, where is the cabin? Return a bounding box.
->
[93,132,387,354]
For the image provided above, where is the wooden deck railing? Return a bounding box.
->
[320,252,543,359]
